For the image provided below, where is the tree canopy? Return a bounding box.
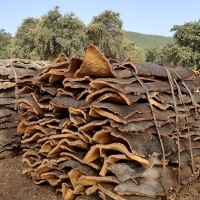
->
[6,7,144,61]
[3,9,200,66]
[9,17,39,59]
[146,20,200,70]
[9,7,87,60]
[0,29,12,59]
[87,10,142,60]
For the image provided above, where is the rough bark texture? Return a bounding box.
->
[0,59,49,159]
[14,45,200,199]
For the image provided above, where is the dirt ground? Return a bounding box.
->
[1,155,200,200]
[0,156,62,200]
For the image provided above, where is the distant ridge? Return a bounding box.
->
[125,31,173,49]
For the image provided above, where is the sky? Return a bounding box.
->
[0,0,200,37]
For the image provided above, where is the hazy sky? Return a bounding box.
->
[0,0,200,37]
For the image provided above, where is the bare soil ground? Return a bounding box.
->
[0,156,62,200]
[1,155,200,200]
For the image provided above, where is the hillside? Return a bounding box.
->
[125,31,173,49]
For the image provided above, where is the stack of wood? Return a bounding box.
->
[17,45,200,199]
[0,59,49,159]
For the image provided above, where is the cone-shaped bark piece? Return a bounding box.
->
[53,53,69,64]
[74,45,115,78]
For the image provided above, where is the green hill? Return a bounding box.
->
[125,31,173,50]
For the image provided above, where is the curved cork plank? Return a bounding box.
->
[41,170,67,186]
[40,60,69,75]
[97,183,126,200]
[91,102,151,119]
[91,77,138,85]
[50,96,89,109]
[58,160,98,176]
[86,87,134,105]
[0,128,20,147]
[61,130,87,142]
[89,108,163,124]
[110,63,133,78]
[111,130,175,157]
[78,119,110,132]
[63,81,90,90]
[22,150,42,167]
[108,163,164,182]
[110,120,154,133]
[77,175,120,185]
[17,74,43,87]
[17,86,35,95]
[92,129,115,144]
[68,168,86,189]
[85,184,98,195]
[49,74,65,83]
[16,94,43,115]
[99,154,131,176]
[124,61,192,80]
[63,76,91,88]
[83,143,151,169]
[90,79,172,94]
[97,183,163,200]
[93,92,130,105]
[114,178,165,197]
[21,132,44,143]
[47,138,88,157]
[0,108,16,119]
[33,160,56,177]
[90,107,127,124]
[0,87,15,98]
[32,92,52,110]
[62,182,76,200]
[39,140,55,154]
[57,88,77,98]
[64,57,83,78]
[60,152,100,170]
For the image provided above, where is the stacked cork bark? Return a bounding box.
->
[0,59,49,159]
[17,45,200,199]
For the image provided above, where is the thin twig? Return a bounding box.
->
[133,72,168,196]
[165,67,181,185]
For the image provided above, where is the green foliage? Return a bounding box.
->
[0,29,12,59]
[87,10,145,61]
[171,21,200,51]
[9,17,39,59]
[57,13,87,57]
[87,10,124,59]
[10,7,87,61]
[125,31,173,50]
[146,20,200,70]
[145,46,164,62]
[33,7,87,60]
[122,38,145,61]
[170,21,200,69]
[32,7,62,60]
[7,7,168,62]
